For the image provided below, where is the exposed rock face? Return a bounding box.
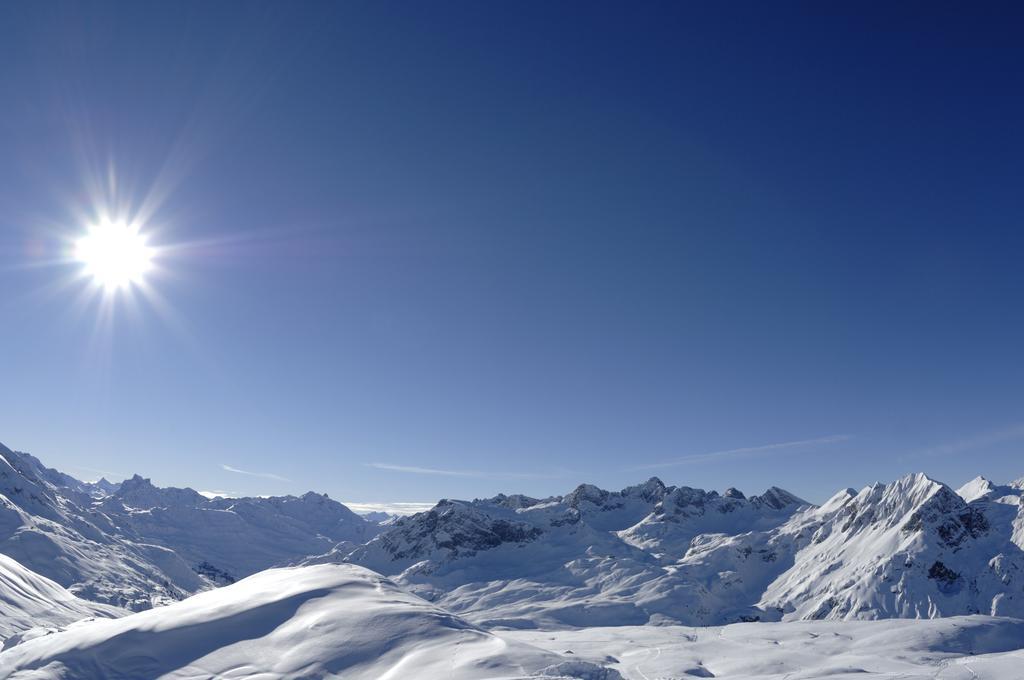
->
[759,473,1024,622]
[344,477,810,626]
[344,472,1024,627]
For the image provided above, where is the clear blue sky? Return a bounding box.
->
[1,2,1022,508]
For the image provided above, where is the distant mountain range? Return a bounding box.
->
[337,472,1024,628]
[1,440,1022,642]
[0,442,378,610]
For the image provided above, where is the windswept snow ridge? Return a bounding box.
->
[0,564,614,680]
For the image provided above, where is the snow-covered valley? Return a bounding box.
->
[1,440,1023,679]
[509,615,1024,680]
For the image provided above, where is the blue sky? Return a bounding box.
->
[1,2,1022,509]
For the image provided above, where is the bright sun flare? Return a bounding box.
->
[75,221,154,289]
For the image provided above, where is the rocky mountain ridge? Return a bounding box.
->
[2,440,1023,634]
[341,471,1024,627]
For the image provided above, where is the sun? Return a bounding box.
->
[75,221,154,290]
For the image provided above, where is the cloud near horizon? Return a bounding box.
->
[220,464,292,483]
[343,501,436,516]
[198,490,237,499]
[631,434,852,471]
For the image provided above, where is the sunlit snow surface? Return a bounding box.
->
[0,564,586,680]
[2,564,1023,679]
[506,616,1024,680]
[0,554,122,644]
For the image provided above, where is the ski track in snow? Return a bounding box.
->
[623,646,660,680]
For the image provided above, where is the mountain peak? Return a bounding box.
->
[819,487,857,513]
[957,475,996,502]
[622,477,667,501]
[111,475,204,510]
[565,483,608,507]
[486,493,543,509]
[880,472,947,499]
[753,486,805,509]
[851,473,946,510]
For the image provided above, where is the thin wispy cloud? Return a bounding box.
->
[366,462,562,480]
[221,464,292,483]
[631,434,851,471]
[66,464,127,481]
[917,423,1024,458]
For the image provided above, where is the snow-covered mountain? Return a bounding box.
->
[2,440,1023,633]
[0,553,123,643]
[360,510,398,524]
[0,443,378,610]
[338,478,809,626]
[341,472,1024,627]
[99,474,379,581]
[0,443,205,609]
[0,563,617,680]
[757,473,1024,621]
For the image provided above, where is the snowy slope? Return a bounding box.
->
[957,475,1024,549]
[0,444,205,609]
[0,564,618,680]
[0,553,123,643]
[508,615,1024,680]
[0,443,378,609]
[758,473,1024,621]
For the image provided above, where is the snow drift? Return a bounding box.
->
[0,553,122,643]
[0,563,618,679]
